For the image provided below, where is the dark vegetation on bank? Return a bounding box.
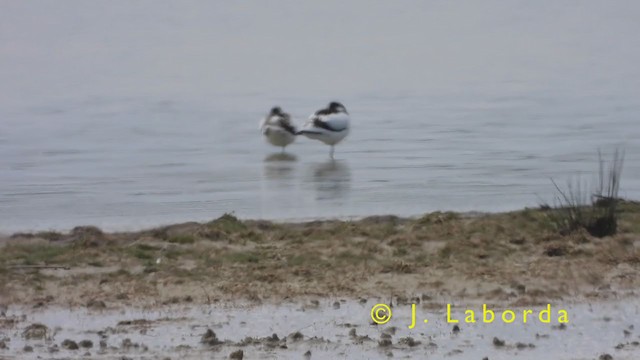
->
[542,149,625,238]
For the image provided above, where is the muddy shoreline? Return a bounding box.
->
[1,203,640,307]
[1,298,639,359]
[1,204,640,358]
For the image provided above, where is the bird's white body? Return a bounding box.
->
[298,102,350,158]
[260,113,296,148]
[300,113,350,145]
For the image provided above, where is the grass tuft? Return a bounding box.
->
[0,244,69,265]
[167,235,196,244]
[224,251,260,263]
[543,149,624,238]
[35,231,64,242]
[210,213,246,231]
[126,244,159,261]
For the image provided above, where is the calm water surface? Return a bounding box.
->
[1,1,639,232]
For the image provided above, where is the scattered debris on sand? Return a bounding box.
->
[201,329,222,346]
[61,339,79,350]
[22,323,49,340]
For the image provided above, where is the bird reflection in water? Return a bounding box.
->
[264,153,297,162]
[263,153,297,181]
[309,159,351,201]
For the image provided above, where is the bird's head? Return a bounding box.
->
[328,102,348,114]
[270,106,283,115]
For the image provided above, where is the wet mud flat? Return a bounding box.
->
[1,299,640,359]
[1,203,640,358]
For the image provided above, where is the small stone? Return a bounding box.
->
[492,337,505,347]
[378,339,392,347]
[86,299,106,309]
[22,323,49,340]
[229,349,243,359]
[23,345,33,352]
[398,337,420,347]
[289,331,303,341]
[452,325,460,333]
[79,340,93,348]
[61,339,79,350]
[383,326,397,335]
[121,338,138,349]
[333,301,341,309]
[599,354,613,360]
[201,329,221,346]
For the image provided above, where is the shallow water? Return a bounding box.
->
[2,299,639,359]
[1,1,640,232]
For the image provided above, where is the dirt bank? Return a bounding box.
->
[1,202,640,309]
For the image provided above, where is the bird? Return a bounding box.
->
[259,106,297,153]
[297,101,350,158]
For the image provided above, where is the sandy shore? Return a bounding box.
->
[1,203,640,358]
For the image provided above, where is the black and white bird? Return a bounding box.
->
[297,101,350,158]
[260,106,297,152]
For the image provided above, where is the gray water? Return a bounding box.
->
[1,1,639,233]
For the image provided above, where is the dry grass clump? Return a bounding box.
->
[542,149,624,238]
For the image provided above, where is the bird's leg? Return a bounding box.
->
[281,146,285,154]
[330,145,334,159]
